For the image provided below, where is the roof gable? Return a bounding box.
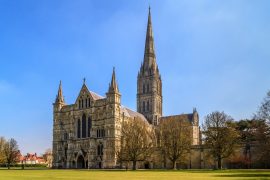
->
[75,84,104,104]
[75,84,91,103]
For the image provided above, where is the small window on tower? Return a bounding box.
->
[147,84,149,93]
[143,84,145,93]
[143,101,145,112]
[64,132,68,140]
[88,117,92,137]
[77,119,81,138]
[82,99,84,108]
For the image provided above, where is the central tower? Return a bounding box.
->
[137,8,162,125]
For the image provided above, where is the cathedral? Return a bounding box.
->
[52,8,200,169]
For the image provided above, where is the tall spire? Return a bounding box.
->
[143,6,157,70]
[137,7,162,125]
[55,80,65,104]
[108,67,119,93]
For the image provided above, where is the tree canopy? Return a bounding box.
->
[203,111,239,169]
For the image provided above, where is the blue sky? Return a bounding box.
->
[0,0,270,155]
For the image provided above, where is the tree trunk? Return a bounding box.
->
[120,161,123,169]
[163,153,167,169]
[172,160,177,170]
[132,161,137,170]
[217,157,222,169]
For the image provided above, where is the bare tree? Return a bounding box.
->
[158,118,192,170]
[252,120,270,168]
[43,148,53,167]
[118,117,155,170]
[255,90,270,123]
[203,111,239,169]
[253,90,270,167]
[0,137,6,164]
[4,138,19,169]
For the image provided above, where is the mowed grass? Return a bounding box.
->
[0,169,270,180]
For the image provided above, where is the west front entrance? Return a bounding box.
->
[77,155,86,169]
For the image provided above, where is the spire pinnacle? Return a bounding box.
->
[142,7,157,72]
[108,67,119,93]
[148,6,151,24]
[55,80,65,104]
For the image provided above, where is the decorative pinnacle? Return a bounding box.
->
[108,67,119,93]
[55,80,65,104]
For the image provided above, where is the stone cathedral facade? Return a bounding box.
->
[52,9,200,169]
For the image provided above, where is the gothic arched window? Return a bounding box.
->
[77,119,81,138]
[97,129,100,138]
[147,101,149,111]
[79,100,81,109]
[88,117,92,137]
[143,84,145,93]
[97,144,103,156]
[81,99,84,108]
[147,84,149,93]
[88,98,91,107]
[82,114,86,138]
[64,132,68,140]
[143,101,145,112]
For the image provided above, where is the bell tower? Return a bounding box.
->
[137,7,162,125]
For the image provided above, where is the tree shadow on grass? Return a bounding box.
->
[215,174,270,178]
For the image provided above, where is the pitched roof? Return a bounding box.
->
[89,91,104,100]
[121,106,149,124]
[160,114,194,124]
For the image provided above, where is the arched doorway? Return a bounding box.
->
[72,161,76,168]
[77,155,85,169]
[97,143,103,169]
[144,162,150,169]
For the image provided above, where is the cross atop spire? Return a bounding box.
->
[108,67,119,93]
[55,80,65,104]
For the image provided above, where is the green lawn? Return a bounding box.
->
[0,169,270,180]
